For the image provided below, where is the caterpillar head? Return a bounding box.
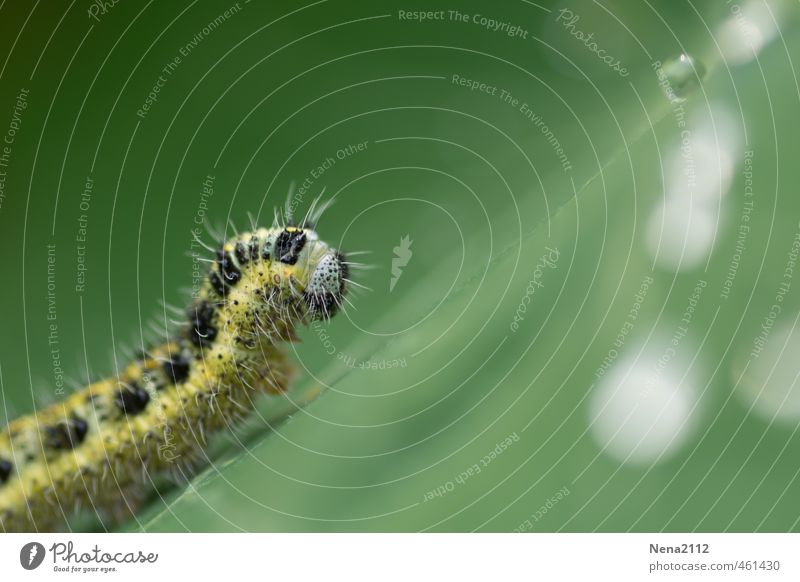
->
[276,226,349,321]
[201,225,349,349]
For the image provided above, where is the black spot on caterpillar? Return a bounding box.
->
[234,242,249,265]
[162,352,191,385]
[0,459,12,483]
[217,249,242,285]
[114,383,151,416]
[0,219,350,532]
[188,300,219,347]
[275,228,307,265]
[44,416,89,450]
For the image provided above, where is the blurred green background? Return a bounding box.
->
[1,0,799,531]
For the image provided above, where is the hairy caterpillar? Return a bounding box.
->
[0,208,351,532]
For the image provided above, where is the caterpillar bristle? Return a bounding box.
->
[203,220,225,246]
[283,181,297,225]
[191,230,218,255]
[226,217,240,239]
[246,211,258,233]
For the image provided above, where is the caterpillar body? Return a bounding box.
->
[0,221,349,532]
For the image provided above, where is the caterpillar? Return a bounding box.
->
[0,207,351,532]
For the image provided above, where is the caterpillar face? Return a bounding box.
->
[202,225,348,349]
[280,227,348,320]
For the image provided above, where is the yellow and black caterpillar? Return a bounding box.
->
[0,214,350,532]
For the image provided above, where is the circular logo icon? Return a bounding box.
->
[19,542,46,570]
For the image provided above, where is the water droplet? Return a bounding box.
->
[660,53,705,101]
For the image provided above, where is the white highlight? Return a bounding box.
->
[590,355,698,464]
[647,105,741,271]
[735,318,800,422]
[717,0,781,65]
[646,199,717,271]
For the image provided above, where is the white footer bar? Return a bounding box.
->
[1,533,797,581]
